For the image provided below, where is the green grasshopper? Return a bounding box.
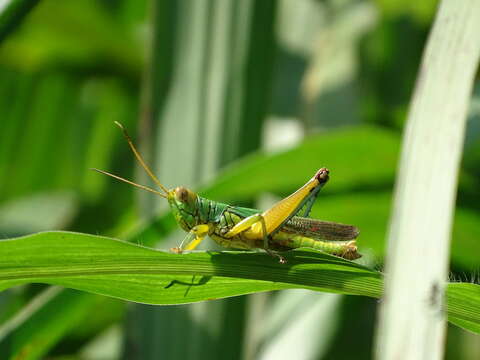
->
[93,122,360,263]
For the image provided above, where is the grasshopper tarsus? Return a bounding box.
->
[265,249,287,264]
[171,247,183,254]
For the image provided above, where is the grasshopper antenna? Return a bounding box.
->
[91,168,167,198]
[114,121,169,195]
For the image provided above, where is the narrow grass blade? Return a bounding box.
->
[0,231,479,335]
[0,0,40,43]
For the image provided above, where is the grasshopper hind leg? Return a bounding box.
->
[265,247,287,264]
[261,220,287,264]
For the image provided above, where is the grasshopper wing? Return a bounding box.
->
[283,216,359,241]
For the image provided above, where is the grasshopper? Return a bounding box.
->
[93,122,360,263]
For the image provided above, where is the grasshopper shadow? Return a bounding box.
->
[164,275,213,297]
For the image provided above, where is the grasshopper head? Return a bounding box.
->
[169,186,197,206]
[92,123,200,232]
[167,186,199,231]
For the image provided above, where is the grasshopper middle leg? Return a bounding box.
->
[224,214,286,264]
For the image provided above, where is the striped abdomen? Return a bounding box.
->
[270,231,361,260]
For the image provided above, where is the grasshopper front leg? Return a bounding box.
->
[172,224,211,253]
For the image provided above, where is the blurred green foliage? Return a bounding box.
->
[0,0,479,359]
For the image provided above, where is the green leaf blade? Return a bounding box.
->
[1,231,479,335]
[0,232,381,304]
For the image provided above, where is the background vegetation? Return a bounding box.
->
[0,0,479,359]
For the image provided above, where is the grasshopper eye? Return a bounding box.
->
[175,187,193,203]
